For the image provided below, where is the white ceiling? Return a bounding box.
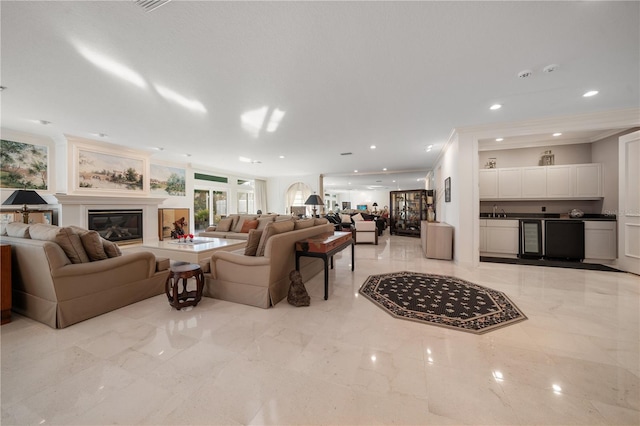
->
[1,1,638,190]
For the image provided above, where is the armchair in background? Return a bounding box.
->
[354,221,378,244]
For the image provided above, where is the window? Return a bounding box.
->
[237,191,254,214]
[194,189,227,231]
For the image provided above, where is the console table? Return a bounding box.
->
[295,231,354,300]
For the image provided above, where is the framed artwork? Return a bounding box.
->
[77,149,144,192]
[0,139,48,190]
[150,164,186,196]
[444,177,451,202]
[342,201,351,210]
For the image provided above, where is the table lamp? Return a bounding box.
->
[304,193,323,217]
[2,190,48,224]
[372,202,378,213]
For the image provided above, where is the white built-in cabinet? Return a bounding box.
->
[584,221,616,260]
[479,219,519,255]
[479,163,602,200]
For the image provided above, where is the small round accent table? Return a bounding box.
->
[165,263,204,310]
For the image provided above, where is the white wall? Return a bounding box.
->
[266,174,319,215]
[479,143,592,168]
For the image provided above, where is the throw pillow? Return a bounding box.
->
[244,229,263,256]
[55,227,90,264]
[256,220,295,257]
[256,216,275,231]
[294,218,315,230]
[80,230,108,261]
[240,219,259,233]
[6,222,30,238]
[314,218,329,226]
[28,223,60,241]
[340,214,352,224]
[216,218,233,232]
[352,213,364,222]
[102,238,122,258]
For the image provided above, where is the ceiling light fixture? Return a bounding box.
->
[490,104,502,110]
[495,138,504,142]
[583,90,599,97]
[279,155,285,159]
[517,69,533,79]
[382,168,387,171]
[553,132,562,137]
[354,170,358,173]
[370,145,376,150]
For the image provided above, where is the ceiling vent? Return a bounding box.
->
[517,69,533,79]
[340,152,353,156]
[135,0,171,13]
[543,64,559,73]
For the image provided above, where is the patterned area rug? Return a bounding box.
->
[359,271,527,334]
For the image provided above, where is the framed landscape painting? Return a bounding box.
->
[150,164,186,196]
[0,139,48,190]
[77,149,144,192]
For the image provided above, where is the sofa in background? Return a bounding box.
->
[202,218,334,308]
[1,222,169,328]
[198,214,294,240]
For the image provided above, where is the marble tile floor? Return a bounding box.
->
[1,234,639,425]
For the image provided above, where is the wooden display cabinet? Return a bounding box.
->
[389,189,434,237]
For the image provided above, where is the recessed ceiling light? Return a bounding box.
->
[583,90,599,97]
[553,132,562,137]
[490,104,502,110]
[382,168,387,171]
[370,145,376,150]
[495,138,504,142]
[354,170,358,173]
[543,64,559,73]
[392,180,396,183]
[517,69,533,79]
[279,155,285,159]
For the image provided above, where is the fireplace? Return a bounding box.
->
[88,209,143,244]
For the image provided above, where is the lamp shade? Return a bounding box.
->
[304,194,323,206]
[2,190,48,206]
[372,202,378,207]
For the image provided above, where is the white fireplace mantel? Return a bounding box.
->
[54,193,167,243]
[54,194,167,206]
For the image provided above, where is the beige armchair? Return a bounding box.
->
[354,221,378,244]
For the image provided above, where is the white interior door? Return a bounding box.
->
[618,130,640,275]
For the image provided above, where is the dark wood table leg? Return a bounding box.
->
[351,241,355,271]
[324,255,329,300]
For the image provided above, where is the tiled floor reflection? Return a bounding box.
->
[2,234,639,425]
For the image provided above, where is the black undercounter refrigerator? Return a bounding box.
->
[545,220,585,261]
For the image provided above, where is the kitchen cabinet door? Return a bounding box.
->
[584,221,616,260]
[546,165,572,198]
[485,220,519,254]
[521,167,547,198]
[479,220,487,252]
[479,169,498,199]
[575,164,602,198]
[497,168,522,199]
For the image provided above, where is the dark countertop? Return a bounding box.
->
[479,213,616,221]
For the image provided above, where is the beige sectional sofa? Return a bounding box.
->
[202,218,334,308]
[198,214,294,240]
[1,222,169,328]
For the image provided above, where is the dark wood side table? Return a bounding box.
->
[165,263,204,310]
[295,231,354,300]
[1,244,12,324]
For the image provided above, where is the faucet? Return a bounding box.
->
[500,209,507,218]
[492,204,497,218]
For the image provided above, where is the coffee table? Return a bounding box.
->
[143,237,246,263]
